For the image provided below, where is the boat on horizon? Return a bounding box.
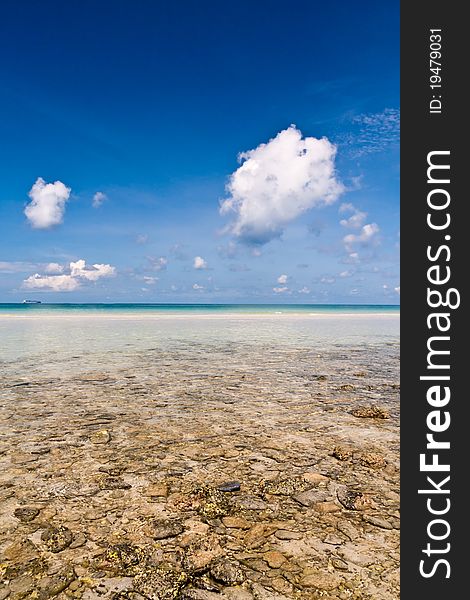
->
[22,299,42,304]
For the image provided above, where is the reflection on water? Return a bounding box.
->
[0,315,399,378]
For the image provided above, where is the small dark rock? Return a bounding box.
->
[151,519,184,540]
[14,507,40,522]
[217,481,241,493]
[99,477,132,490]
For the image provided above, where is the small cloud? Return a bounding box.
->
[148,256,168,271]
[193,283,204,290]
[220,125,344,245]
[136,234,149,245]
[193,256,208,270]
[320,276,336,284]
[277,274,288,284]
[394,286,400,295]
[24,177,71,229]
[339,203,367,229]
[343,223,380,252]
[92,191,107,208]
[44,262,64,274]
[298,286,310,294]
[273,286,289,294]
[339,270,353,278]
[143,276,158,285]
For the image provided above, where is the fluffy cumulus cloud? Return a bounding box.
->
[394,286,400,295]
[193,256,208,270]
[343,223,380,252]
[192,283,204,290]
[277,274,288,284]
[339,203,367,229]
[70,259,116,281]
[92,192,107,208]
[273,286,289,294]
[220,126,344,244]
[44,262,64,274]
[24,178,71,229]
[23,273,81,292]
[22,259,116,292]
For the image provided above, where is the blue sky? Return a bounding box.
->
[0,0,399,303]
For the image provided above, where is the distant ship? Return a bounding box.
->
[22,300,42,304]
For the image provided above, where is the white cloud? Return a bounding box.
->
[298,286,310,294]
[23,273,80,292]
[193,283,204,290]
[394,286,400,295]
[277,274,288,284]
[148,256,168,271]
[339,270,353,278]
[339,203,367,229]
[343,223,380,252]
[220,125,344,244]
[22,259,116,292]
[44,262,64,274]
[320,276,336,284]
[24,178,71,229]
[92,191,107,208]
[143,276,158,285]
[70,259,116,281]
[193,256,208,270]
[273,286,289,294]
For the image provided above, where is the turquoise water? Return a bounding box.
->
[0,303,399,314]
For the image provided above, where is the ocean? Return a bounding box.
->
[0,302,399,315]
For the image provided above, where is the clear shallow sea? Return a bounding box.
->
[0,303,399,315]
[0,304,399,378]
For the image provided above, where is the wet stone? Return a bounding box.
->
[351,405,390,419]
[41,526,73,553]
[210,560,244,585]
[100,477,132,490]
[217,481,241,493]
[151,519,184,540]
[13,507,40,522]
[91,429,112,444]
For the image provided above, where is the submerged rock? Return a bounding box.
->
[41,526,73,553]
[14,507,40,522]
[351,405,390,419]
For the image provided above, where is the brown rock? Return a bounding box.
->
[243,523,277,549]
[351,405,389,419]
[302,472,329,485]
[300,569,341,590]
[13,507,40,522]
[144,482,169,497]
[222,516,251,529]
[314,502,341,513]
[362,514,394,529]
[263,550,286,569]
